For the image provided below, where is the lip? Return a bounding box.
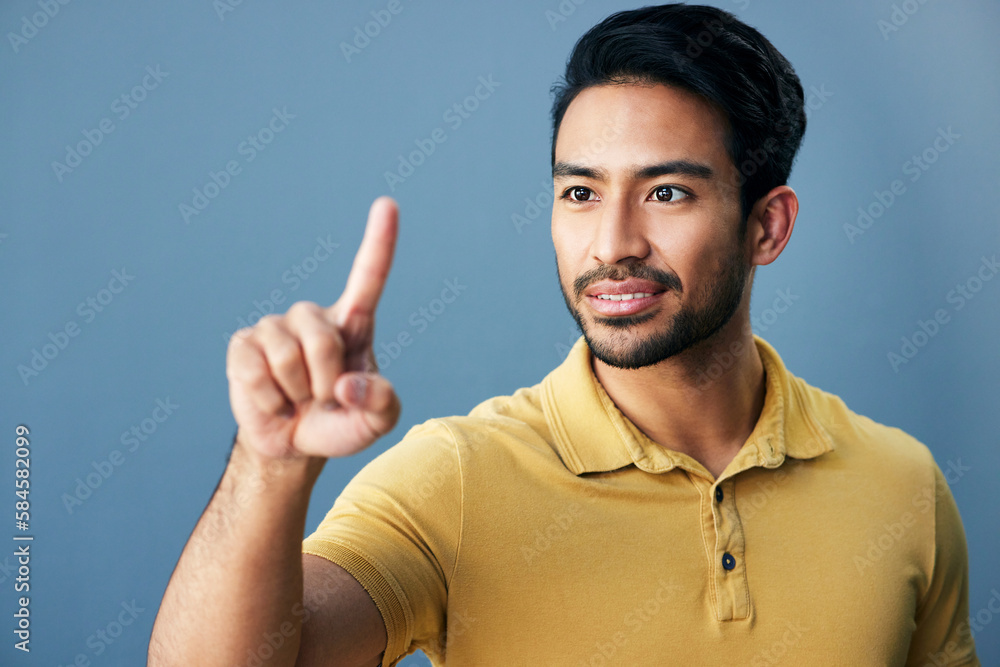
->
[585,278,667,297]
[584,279,667,317]
[586,291,665,316]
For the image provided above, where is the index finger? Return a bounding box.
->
[332,196,399,327]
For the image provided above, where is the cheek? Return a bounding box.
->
[651,232,726,288]
[551,220,588,262]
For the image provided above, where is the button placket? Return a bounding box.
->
[709,478,750,621]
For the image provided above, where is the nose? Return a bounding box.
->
[591,198,651,265]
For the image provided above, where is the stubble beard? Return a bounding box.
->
[559,238,751,370]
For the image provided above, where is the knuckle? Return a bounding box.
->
[256,313,282,330]
[287,300,320,318]
[227,338,259,377]
[245,369,272,391]
[303,331,341,360]
[226,328,255,357]
[231,327,255,343]
[269,342,303,374]
[228,349,265,384]
[256,390,289,415]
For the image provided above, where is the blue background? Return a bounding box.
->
[1,0,998,664]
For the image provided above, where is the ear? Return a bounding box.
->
[746,185,798,267]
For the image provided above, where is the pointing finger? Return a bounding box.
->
[333,196,399,329]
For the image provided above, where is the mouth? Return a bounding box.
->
[585,290,666,316]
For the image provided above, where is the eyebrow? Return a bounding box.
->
[552,159,715,181]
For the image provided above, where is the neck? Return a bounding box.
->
[590,317,765,479]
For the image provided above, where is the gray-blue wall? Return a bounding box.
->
[2,1,997,664]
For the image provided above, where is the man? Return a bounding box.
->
[150,4,979,666]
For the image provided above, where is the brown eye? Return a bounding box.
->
[571,187,593,201]
[652,186,688,202]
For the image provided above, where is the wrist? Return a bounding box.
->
[232,430,327,489]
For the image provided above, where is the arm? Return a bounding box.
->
[904,463,979,666]
[149,197,401,666]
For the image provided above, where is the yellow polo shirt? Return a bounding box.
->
[302,335,979,666]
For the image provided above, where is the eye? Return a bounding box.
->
[650,185,690,203]
[561,186,598,202]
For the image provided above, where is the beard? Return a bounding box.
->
[557,236,751,370]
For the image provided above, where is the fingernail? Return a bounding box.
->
[349,375,368,403]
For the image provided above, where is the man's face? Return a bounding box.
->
[552,82,751,370]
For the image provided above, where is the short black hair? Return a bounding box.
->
[550,3,807,223]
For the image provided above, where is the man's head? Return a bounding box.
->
[549,4,805,370]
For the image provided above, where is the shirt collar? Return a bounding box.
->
[540,334,835,479]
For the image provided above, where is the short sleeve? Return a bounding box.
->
[302,419,463,666]
[905,462,979,666]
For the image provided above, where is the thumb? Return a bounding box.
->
[334,372,400,435]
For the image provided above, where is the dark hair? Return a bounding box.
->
[550,3,807,223]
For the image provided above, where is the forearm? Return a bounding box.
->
[149,433,326,666]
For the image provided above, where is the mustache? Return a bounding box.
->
[573,265,682,298]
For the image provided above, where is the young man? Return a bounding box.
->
[150,5,979,666]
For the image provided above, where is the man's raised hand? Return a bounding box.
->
[226,196,402,460]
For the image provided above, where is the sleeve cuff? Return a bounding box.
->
[302,537,414,667]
